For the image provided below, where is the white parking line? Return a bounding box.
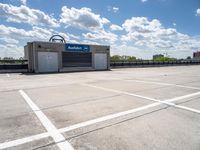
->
[165,91,200,103]
[82,83,200,114]
[58,102,161,133]
[6,73,10,77]
[175,105,200,114]
[58,98,200,135]
[19,90,74,150]
[1,89,200,149]
[0,102,160,150]
[0,132,50,149]
[82,83,200,103]
[81,83,159,101]
[123,79,200,90]
[90,77,200,90]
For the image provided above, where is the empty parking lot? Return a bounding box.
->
[0,65,200,150]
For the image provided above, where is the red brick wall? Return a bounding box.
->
[193,52,200,58]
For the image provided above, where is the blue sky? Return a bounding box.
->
[0,0,200,59]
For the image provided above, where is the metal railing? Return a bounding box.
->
[111,60,200,67]
[0,59,28,64]
[0,60,28,70]
[1,59,200,71]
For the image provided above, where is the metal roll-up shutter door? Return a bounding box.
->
[62,52,92,67]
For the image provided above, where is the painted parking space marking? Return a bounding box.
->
[0,132,50,149]
[19,90,74,150]
[58,102,161,133]
[1,89,200,149]
[82,83,200,114]
[174,105,200,114]
[81,83,200,103]
[90,77,200,90]
[165,91,200,102]
[0,102,160,150]
[122,79,200,90]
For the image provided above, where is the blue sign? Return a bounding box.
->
[65,44,90,52]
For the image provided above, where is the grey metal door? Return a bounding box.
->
[38,52,58,72]
[94,53,107,70]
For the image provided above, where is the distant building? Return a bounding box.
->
[193,51,200,60]
[153,54,164,60]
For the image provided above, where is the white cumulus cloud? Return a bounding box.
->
[0,37,19,44]
[107,6,119,13]
[20,0,27,5]
[141,0,148,3]
[173,23,176,26]
[196,8,200,16]
[0,3,59,27]
[0,25,53,40]
[0,44,24,58]
[112,7,119,13]
[110,24,123,31]
[122,17,162,33]
[0,25,76,58]
[0,25,78,45]
[60,6,110,31]
[119,17,200,58]
[83,30,118,44]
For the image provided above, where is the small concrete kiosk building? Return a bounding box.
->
[24,35,110,73]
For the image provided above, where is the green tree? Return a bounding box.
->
[111,55,137,62]
[127,56,136,62]
[153,56,176,61]
[110,55,121,62]
[3,57,14,60]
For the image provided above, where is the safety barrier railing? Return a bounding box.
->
[0,60,28,70]
[110,60,200,67]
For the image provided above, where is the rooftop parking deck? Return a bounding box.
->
[0,65,200,150]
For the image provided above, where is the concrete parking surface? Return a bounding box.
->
[0,65,200,150]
